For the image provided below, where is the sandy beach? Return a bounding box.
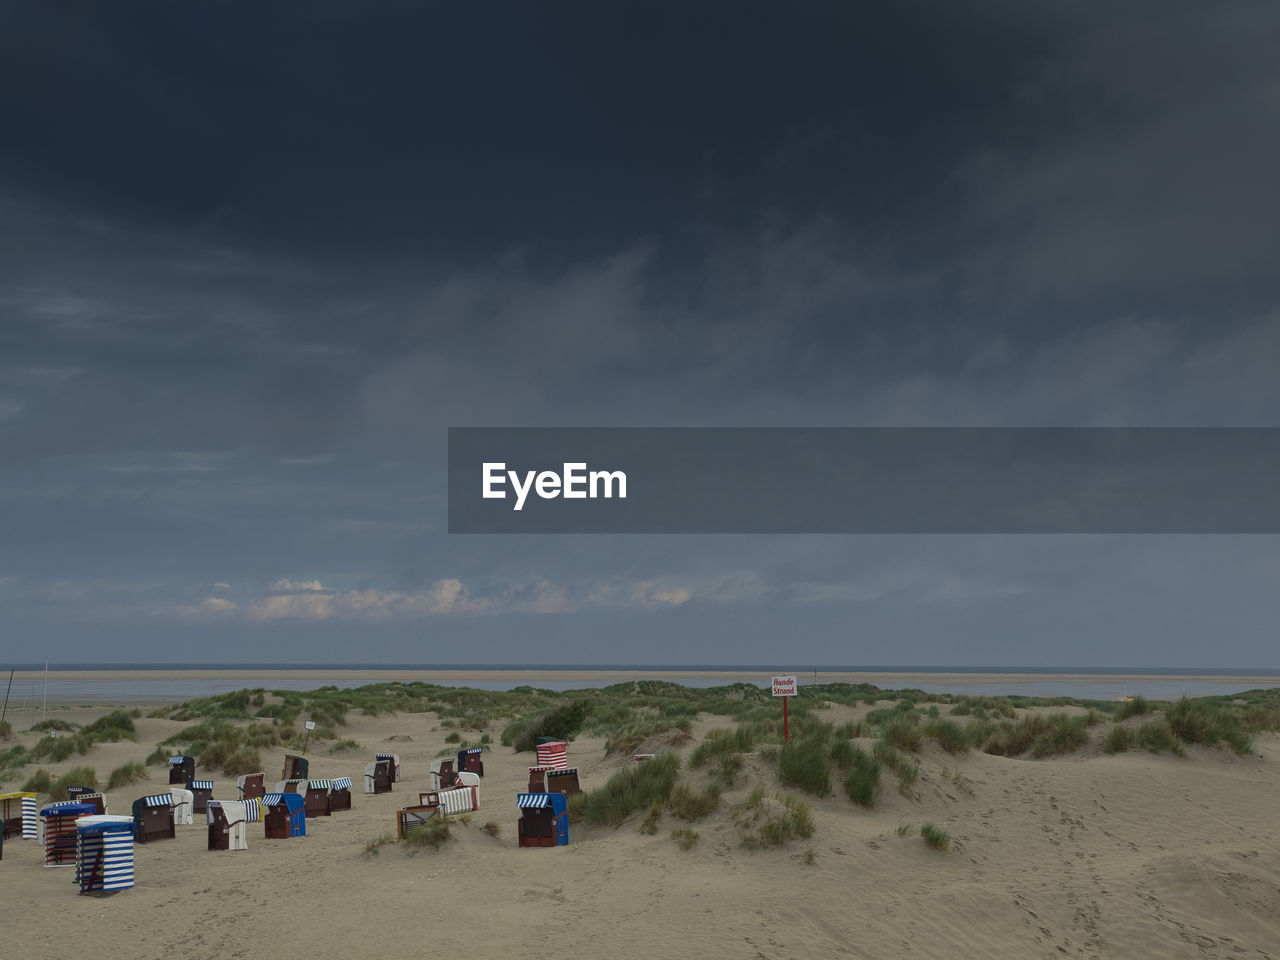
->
[2,688,1278,960]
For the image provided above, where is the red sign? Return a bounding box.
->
[771,674,797,697]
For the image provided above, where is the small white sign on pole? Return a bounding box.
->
[771,674,797,697]
[304,720,317,730]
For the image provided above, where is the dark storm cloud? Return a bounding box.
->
[0,2,1277,664]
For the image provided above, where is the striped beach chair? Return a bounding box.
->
[303,780,333,817]
[206,800,254,851]
[262,793,305,838]
[188,780,215,814]
[131,794,176,843]
[75,815,135,893]
[42,803,96,865]
[329,778,353,812]
[516,793,568,847]
[1,792,40,840]
[236,772,266,800]
[535,741,568,770]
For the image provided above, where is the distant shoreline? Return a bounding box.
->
[3,667,1278,705]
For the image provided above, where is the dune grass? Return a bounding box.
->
[777,734,832,796]
[878,716,923,752]
[671,827,699,850]
[733,787,815,848]
[873,741,919,797]
[23,765,98,798]
[668,782,721,821]
[1104,725,1132,754]
[980,713,1089,758]
[842,747,881,808]
[922,718,973,754]
[920,823,951,851]
[503,699,594,752]
[107,761,150,790]
[569,752,680,827]
[1164,697,1253,755]
[30,718,76,733]
[403,817,452,849]
[1134,719,1185,756]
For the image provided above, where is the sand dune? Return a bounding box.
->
[2,699,1278,960]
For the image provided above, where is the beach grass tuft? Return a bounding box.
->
[403,817,452,849]
[873,741,919,797]
[920,823,951,851]
[671,827,699,850]
[107,761,150,790]
[1104,725,1132,754]
[842,747,881,808]
[777,734,832,796]
[922,718,973,754]
[668,782,721,821]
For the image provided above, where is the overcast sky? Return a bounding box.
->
[1,2,1278,667]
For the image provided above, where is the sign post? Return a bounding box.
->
[302,719,316,755]
[771,674,797,741]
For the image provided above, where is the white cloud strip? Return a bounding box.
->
[147,569,1030,623]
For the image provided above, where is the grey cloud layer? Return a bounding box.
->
[1,2,1277,664]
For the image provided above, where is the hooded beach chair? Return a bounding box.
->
[281,755,309,781]
[74,815,135,893]
[131,794,176,843]
[428,758,457,790]
[41,802,97,865]
[188,780,215,814]
[546,768,581,797]
[303,780,333,817]
[169,788,194,825]
[516,793,568,847]
[374,753,401,782]
[236,772,266,800]
[419,786,479,816]
[457,747,484,776]
[71,792,108,815]
[0,792,38,840]
[206,800,253,851]
[168,755,196,785]
[535,741,568,770]
[328,777,353,811]
[364,760,393,794]
[262,793,306,838]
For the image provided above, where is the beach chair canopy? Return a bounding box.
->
[516,793,567,813]
[43,802,97,818]
[131,794,173,815]
[262,792,305,813]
